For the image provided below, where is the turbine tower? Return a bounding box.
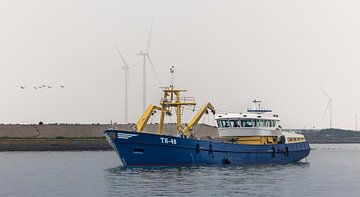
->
[115,44,130,123]
[356,114,358,131]
[137,21,161,111]
[319,85,333,128]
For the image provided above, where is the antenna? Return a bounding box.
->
[247,99,272,113]
[319,85,333,128]
[252,99,262,110]
[115,44,130,123]
[170,66,177,87]
[137,20,161,111]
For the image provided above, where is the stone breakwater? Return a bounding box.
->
[0,139,112,151]
[0,123,218,151]
[0,124,123,139]
[0,123,218,138]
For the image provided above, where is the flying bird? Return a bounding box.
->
[47,86,52,88]
[20,86,25,89]
[60,85,64,88]
[34,87,38,90]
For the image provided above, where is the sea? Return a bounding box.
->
[0,144,360,197]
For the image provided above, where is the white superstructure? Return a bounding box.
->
[215,100,305,144]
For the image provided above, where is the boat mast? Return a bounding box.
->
[170,66,175,87]
[157,66,196,134]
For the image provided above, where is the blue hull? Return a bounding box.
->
[105,129,310,167]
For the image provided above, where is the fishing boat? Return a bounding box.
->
[105,88,310,167]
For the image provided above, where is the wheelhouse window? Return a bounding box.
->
[252,119,280,127]
[229,119,240,127]
[241,119,254,127]
[254,119,267,127]
[217,119,230,128]
[271,120,276,127]
[260,120,265,127]
[263,120,272,127]
[254,119,259,127]
[218,119,278,128]
[243,119,277,128]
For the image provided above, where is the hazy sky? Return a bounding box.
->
[1,0,360,129]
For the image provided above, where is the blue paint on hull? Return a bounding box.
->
[105,129,310,167]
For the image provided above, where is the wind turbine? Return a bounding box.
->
[115,44,130,123]
[137,21,161,111]
[319,85,334,128]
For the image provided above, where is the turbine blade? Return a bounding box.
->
[318,84,330,99]
[146,55,161,85]
[114,44,129,69]
[322,100,331,118]
[146,20,154,52]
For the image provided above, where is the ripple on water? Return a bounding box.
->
[105,163,311,197]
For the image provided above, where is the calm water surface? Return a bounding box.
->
[1,144,360,197]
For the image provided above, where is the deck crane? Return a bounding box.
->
[135,87,215,138]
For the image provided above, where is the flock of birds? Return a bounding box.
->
[20,84,65,90]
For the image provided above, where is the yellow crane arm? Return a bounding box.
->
[135,105,162,132]
[181,102,215,138]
